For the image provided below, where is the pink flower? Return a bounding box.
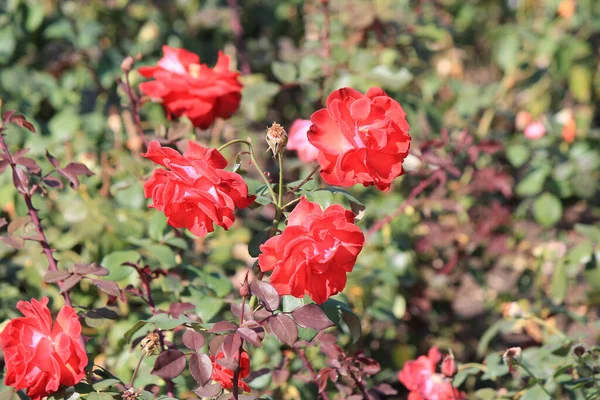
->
[286,119,319,162]
[398,347,466,400]
[524,121,546,140]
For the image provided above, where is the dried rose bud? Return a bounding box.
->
[502,347,522,373]
[573,344,587,358]
[266,122,287,157]
[121,56,135,73]
[140,332,161,356]
[239,282,250,298]
[121,387,140,400]
[442,354,458,377]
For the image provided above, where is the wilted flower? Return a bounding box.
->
[266,122,288,157]
[502,347,522,373]
[140,332,161,355]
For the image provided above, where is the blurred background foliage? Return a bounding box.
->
[0,0,599,398]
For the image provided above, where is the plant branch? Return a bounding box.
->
[118,70,148,149]
[349,369,369,399]
[129,353,145,387]
[288,165,320,197]
[218,139,277,204]
[299,349,330,400]
[517,358,553,397]
[0,124,72,307]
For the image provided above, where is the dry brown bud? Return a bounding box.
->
[266,122,287,157]
[140,332,161,355]
[573,344,587,358]
[502,347,522,373]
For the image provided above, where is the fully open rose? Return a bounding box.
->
[258,197,365,304]
[398,347,466,400]
[0,298,87,400]
[308,87,411,191]
[211,351,251,392]
[139,45,243,129]
[143,141,255,237]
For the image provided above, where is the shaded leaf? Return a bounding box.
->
[238,327,262,347]
[222,333,242,360]
[182,330,205,352]
[189,353,212,386]
[250,280,280,312]
[59,274,82,293]
[151,350,187,379]
[208,321,238,333]
[92,279,121,297]
[8,216,31,235]
[124,321,148,343]
[44,270,71,283]
[194,383,222,398]
[291,304,333,330]
[268,314,298,346]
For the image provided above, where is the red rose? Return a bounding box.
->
[286,119,319,163]
[308,87,411,191]
[0,298,87,400]
[210,351,251,392]
[398,347,466,400]
[142,141,255,238]
[139,46,243,129]
[258,197,365,304]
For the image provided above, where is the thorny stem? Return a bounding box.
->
[129,353,145,387]
[298,349,331,400]
[119,72,148,148]
[349,369,369,399]
[517,358,553,398]
[0,122,72,308]
[366,169,445,238]
[218,139,277,205]
[288,165,320,197]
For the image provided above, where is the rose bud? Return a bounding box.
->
[442,354,458,377]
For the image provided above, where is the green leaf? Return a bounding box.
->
[87,393,115,400]
[368,65,413,90]
[92,379,121,391]
[322,299,362,344]
[143,244,176,269]
[271,62,297,83]
[282,295,304,312]
[520,385,551,400]
[532,192,562,228]
[48,107,81,141]
[149,212,168,241]
[550,261,568,304]
[481,353,509,379]
[569,65,592,103]
[506,144,530,167]
[145,314,193,330]
[100,250,138,281]
[124,320,148,343]
[516,169,549,197]
[575,224,600,242]
[494,31,520,72]
[477,319,515,356]
[453,367,481,387]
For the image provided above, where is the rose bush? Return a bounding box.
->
[0,298,87,400]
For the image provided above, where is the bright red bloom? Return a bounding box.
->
[0,298,87,400]
[308,87,411,191]
[139,46,243,129]
[142,141,255,237]
[211,351,250,392]
[287,119,319,163]
[398,347,466,400]
[258,197,365,304]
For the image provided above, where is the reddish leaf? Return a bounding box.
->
[9,114,36,133]
[317,367,338,393]
[189,353,212,386]
[250,280,280,312]
[268,314,298,346]
[169,302,195,318]
[44,270,72,283]
[194,383,222,398]
[0,218,6,229]
[15,157,40,174]
[92,279,121,297]
[58,163,94,190]
[215,357,238,371]
[8,216,31,235]
[182,330,205,351]
[237,327,262,347]
[151,350,187,379]
[43,175,63,189]
[373,383,398,395]
[208,321,238,333]
[12,167,29,194]
[0,159,8,175]
[60,274,83,293]
[0,235,24,249]
[222,333,242,360]
[73,263,109,276]
[45,151,60,168]
[231,303,254,321]
[291,304,333,330]
[209,335,225,356]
